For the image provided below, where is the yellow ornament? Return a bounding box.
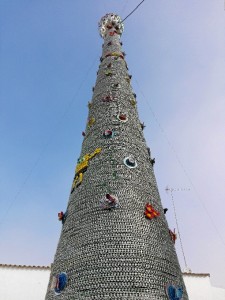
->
[88,117,95,127]
[125,76,131,84]
[105,69,113,76]
[111,52,122,57]
[130,98,136,106]
[71,148,102,191]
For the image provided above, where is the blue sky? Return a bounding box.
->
[1,0,225,289]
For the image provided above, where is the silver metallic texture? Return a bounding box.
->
[45,13,189,300]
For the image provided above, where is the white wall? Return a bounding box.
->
[183,274,213,300]
[183,273,225,300]
[0,266,50,300]
[212,287,225,300]
[0,266,224,300]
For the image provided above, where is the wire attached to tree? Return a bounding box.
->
[134,76,225,250]
[167,187,190,271]
[122,0,145,22]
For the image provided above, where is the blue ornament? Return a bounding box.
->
[54,272,67,296]
[176,287,183,299]
[123,156,137,168]
[166,285,183,300]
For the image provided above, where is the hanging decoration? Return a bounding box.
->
[82,131,86,137]
[130,98,136,106]
[100,194,119,210]
[123,155,137,168]
[87,117,95,128]
[169,229,177,244]
[164,208,168,214]
[58,211,64,221]
[144,203,160,219]
[150,158,155,166]
[103,129,116,138]
[117,113,128,123]
[102,95,113,102]
[140,122,146,130]
[105,69,113,76]
[112,83,121,90]
[51,272,68,296]
[125,76,131,84]
[166,284,183,300]
[71,148,102,192]
[105,52,124,59]
[71,173,83,190]
[58,211,67,224]
[109,31,117,36]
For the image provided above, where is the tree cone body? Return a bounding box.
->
[45,14,188,300]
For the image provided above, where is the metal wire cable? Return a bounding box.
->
[134,76,225,249]
[169,189,188,269]
[121,0,145,22]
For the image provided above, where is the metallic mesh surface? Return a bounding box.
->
[45,14,189,300]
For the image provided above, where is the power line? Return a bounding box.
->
[134,77,225,250]
[122,0,145,22]
[166,187,190,271]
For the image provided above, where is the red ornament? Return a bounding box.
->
[103,129,114,138]
[102,95,113,102]
[58,212,64,221]
[169,229,177,243]
[109,31,117,36]
[144,203,160,219]
[119,114,127,121]
[100,194,119,210]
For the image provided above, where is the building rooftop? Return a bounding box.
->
[0,264,50,269]
[0,264,211,277]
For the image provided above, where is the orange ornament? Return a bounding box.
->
[144,203,160,220]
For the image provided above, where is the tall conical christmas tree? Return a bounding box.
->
[45,13,188,300]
